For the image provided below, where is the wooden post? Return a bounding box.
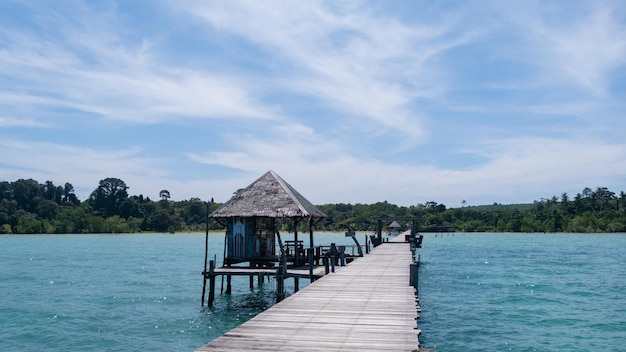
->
[226,275,232,294]
[309,217,314,253]
[258,272,264,285]
[208,260,216,307]
[294,277,299,292]
[201,272,207,307]
[410,262,419,289]
[323,256,329,274]
[307,248,314,282]
[249,275,254,290]
[293,218,299,267]
[315,246,321,266]
[275,265,285,303]
[201,201,210,306]
[339,245,346,267]
[329,243,336,273]
[221,229,227,294]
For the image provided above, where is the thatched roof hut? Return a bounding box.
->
[210,170,326,219]
[388,220,401,229]
[209,170,325,266]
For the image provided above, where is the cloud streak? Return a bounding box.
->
[184,0,475,140]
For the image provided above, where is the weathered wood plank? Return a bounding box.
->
[196,240,420,352]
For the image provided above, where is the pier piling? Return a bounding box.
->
[207,260,215,307]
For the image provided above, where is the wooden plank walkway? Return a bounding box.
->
[196,237,420,352]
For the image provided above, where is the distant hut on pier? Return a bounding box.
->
[209,170,326,267]
[387,220,402,235]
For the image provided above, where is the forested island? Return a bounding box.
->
[1,177,625,234]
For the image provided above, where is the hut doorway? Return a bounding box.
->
[255,217,275,258]
[232,218,246,260]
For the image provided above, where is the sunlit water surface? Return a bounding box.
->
[1,232,624,351]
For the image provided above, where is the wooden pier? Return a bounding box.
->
[196,235,421,351]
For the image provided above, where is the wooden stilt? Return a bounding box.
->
[249,275,254,290]
[226,275,232,294]
[208,260,215,307]
[201,201,210,306]
[201,272,207,306]
[294,277,299,292]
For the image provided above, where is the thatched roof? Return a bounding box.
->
[209,170,327,219]
[388,220,401,228]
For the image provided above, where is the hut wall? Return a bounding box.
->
[254,217,275,258]
[226,217,276,263]
[226,217,255,261]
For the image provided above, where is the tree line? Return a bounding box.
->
[316,186,626,233]
[1,178,625,234]
[0,178,218,234]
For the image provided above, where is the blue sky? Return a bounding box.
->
[1,0,625,207]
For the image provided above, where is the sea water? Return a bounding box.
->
[0,232,355,351]
[1,233,624,351]
[417,232,626,351]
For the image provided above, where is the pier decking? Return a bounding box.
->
[196,236,420,351]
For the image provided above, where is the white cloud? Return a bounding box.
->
[516,5,626,95]
[185,120,626,206]
[183,0,475,140]
[0,3,278,124]
[0,116,49,128]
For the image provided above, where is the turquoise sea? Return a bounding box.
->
[1,232,624,351]
[418,233,626,351]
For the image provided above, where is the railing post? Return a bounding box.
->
[323,256,330,274]
[307,248,315,282]
[339,245,346,266]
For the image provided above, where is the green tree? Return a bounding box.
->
[507,209,523,232]
[181,197,208,227]
[148,208,181,232]
[62,183,80,205]
[159,190,171,201]
[36,199,60,220]
[89,178,129,217]
[12,179,41,213]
